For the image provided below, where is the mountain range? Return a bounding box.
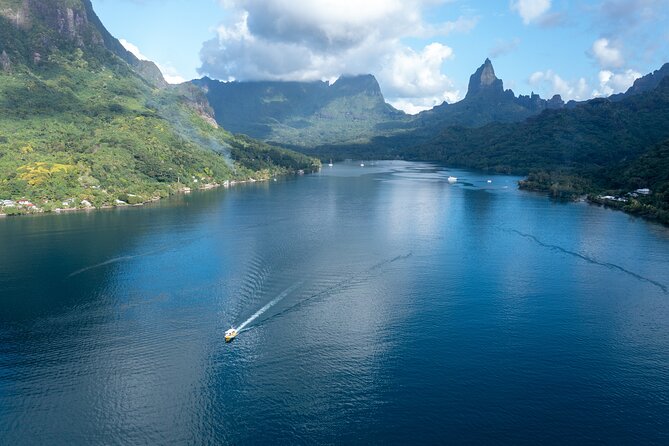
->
[192,58,569,148]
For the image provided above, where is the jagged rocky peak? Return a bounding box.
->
[625,62,669,96]
[548,94,565,108]
[466,58,504,98]
[0,50,10,71]
[0,0,166,86]
[331,74,383,96]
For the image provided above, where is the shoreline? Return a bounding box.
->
[519,183,668,227]
[0,176,279,219]
[4,167,666,227]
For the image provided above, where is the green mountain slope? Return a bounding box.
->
[407,77,669,173]
[0,0,318,214]
[192,75,408,147]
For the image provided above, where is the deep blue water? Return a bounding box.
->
[1,161,668,444]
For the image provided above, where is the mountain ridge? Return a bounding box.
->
[193,58,570,148]
[192,74,407,147]
[411,59,566,131]
[610,62,669,101]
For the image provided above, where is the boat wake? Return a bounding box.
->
[236,281,304,332]
[66,247,170,278]
[502,227,668,293]
[66,239,202,279]
[252,252,413,329]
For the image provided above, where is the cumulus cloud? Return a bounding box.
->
[529,70,589,100]
[595,0,669,31]
[381,43,460,114]
[120,38,186,84]
[199,0,477,112]
[589,1,669,69]
[593,69,642,96]
[590,38,625,68]
[510,0,552,24]
[158,66,187,85]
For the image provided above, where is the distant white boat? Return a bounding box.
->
[360,162,365,167]
[328,159,333,167]
[448,176,457,183]
[487,180,492,184]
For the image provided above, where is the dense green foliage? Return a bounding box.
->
[589,139,669,223]
[406,79,669,172]
[0,1,318,213]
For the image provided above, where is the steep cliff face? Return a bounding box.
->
[1,0,104,53]
[465,58,505,99]
[0,0,165,86]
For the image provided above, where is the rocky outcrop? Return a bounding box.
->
[331,74,385,98]
[610,63,669,101]
[0,0,30,28]
[0,0,166,86]
[466,58,505,99]
[0,50,10,72]
[547,94,565,109]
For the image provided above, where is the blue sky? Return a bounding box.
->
[91,0,669,113]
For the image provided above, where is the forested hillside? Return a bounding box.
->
[0,0,318,214]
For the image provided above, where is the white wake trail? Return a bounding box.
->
[236,282,303,332]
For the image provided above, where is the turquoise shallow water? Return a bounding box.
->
[1,161,668,444]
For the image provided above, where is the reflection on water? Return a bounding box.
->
[1,161,668,444]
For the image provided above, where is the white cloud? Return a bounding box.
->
[388,97,450,115]
[380,44,457,100]
[510,0,552,24]
[119,38,149,61]
[489,37,521,58]
[120,38,186,84]
[380,43,460,114]
[593,69,642,96]
[158,65,187,84]
[591,38,625,68]
[200,0,477,112]
[529,70,589,100]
